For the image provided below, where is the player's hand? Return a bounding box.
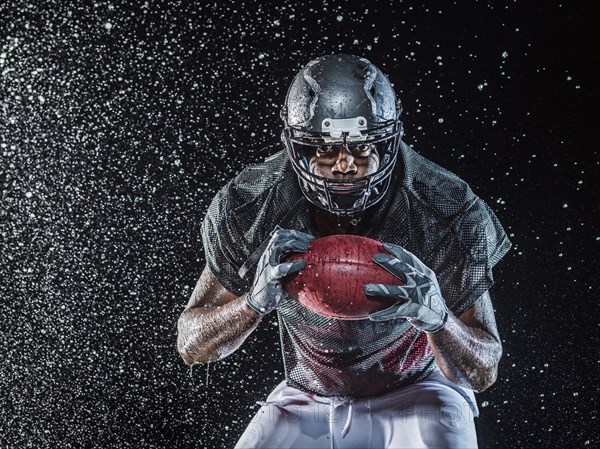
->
[364,243,449,333]
[246,229,315,315]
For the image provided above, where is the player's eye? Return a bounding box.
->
[316,146,336,156]
[352,144,374,156]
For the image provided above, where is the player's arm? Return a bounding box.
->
[177,229,314,365]
[177,265,261,365]
[426,291,502,392]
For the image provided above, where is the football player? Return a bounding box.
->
[177,54,511,448]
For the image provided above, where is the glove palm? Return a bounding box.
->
[246,229,315,315]
[365,243,449,333]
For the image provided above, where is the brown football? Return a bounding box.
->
[284,235,403,320]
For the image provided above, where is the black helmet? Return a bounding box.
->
[281,54,403,216]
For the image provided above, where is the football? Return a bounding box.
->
[283,234,403,320]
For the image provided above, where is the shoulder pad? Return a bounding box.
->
[402,143,475,219]
[228,149,290,209]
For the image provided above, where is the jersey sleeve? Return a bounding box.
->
[437,197,512,315]
[201,182,253,296]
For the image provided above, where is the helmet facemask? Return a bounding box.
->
[282,121,403,216]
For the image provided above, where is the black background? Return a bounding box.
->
[1,1,597,448]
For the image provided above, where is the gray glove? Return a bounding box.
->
[246,229,315,315]
[364,243,449,333]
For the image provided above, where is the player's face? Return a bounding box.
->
[308,144,380,179]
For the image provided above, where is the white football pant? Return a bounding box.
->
[234,369,479,449]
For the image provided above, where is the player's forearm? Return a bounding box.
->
[177,294,261,365]
[427,313,502,392]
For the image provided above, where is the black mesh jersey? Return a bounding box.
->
[201,141,511,397]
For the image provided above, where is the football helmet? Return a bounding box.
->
[281,54,403,216]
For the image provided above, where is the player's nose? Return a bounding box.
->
[332,148,357,175]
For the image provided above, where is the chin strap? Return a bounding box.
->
[300,153,310,171]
